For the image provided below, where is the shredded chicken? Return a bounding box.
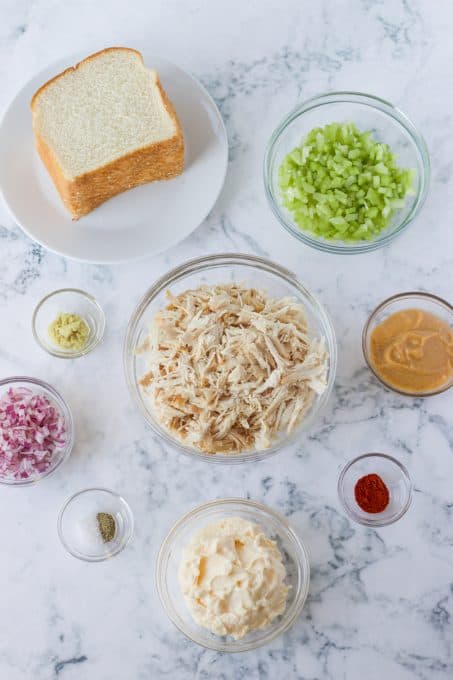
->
[139,284,328,454]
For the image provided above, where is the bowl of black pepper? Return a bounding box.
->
[57,487,134,561]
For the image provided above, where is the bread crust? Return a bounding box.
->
[31,48,185,219]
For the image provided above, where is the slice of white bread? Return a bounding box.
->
[31,47,184,219]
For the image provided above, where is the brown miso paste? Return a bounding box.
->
[369,308,453,393]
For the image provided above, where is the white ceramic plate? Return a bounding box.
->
[0,51,228,263]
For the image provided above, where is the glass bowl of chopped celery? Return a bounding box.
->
[264,92,430,254]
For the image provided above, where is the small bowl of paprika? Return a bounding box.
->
[338,453,412,527]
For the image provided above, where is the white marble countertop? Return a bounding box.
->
[0,1,452,678]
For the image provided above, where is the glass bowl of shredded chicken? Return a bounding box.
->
[124,254,336,463]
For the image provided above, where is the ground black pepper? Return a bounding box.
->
[97,512,116,542]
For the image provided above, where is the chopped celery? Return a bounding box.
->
[278,121,415,242]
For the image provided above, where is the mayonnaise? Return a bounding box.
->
[178,517,289,640]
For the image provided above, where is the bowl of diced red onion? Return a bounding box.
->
[0,377,74,485]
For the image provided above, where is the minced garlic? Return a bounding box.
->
[48,312,89,351]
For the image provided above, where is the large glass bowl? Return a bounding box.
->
[264,92,430,254]
[156,498,310,652]
[123,253,337,463]
[0,376,74,486]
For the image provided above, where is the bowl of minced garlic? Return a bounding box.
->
[32,288,105,358]
[363,292,453,396]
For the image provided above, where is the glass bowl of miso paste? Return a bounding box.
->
[363,291,453,396]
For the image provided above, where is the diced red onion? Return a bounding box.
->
[0,386,67,481]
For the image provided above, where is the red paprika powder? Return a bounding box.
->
[354,473,389,513]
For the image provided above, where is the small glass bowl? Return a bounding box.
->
[32,288,105,358]
[156,498,310,652]
[0,376,74,486]
[124,253,337,464]
[264,91,430,254]
[58,488,134,562]
[338,453,412,527]
[363,291,453,397]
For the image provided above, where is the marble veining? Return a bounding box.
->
[0,0,452,678]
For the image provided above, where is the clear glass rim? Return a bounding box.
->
[0,376,74,486]
[123,252,337,464]
[155,497,310,652]
[338,452,412,527]
[32,288,106,359]
[57,486,134,562]
[362,291,453,397]
[264,91,431,254]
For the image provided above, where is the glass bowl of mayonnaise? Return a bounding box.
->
[156,498,310,652]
